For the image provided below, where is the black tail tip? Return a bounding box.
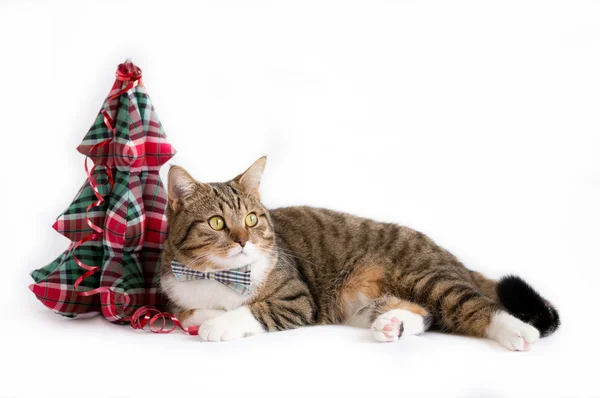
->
[497,275,560,337]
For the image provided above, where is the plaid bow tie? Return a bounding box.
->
[170,260,252,296]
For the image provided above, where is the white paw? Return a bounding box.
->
[181,309,225,328]
[487,311,540,351]
[371,309,426,343]
[197,307,264,342]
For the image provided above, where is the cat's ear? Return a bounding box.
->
[233,156,267,198]
[168,166,198,211]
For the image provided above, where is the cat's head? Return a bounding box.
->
[166,157,275,271]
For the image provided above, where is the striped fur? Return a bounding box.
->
[266,207,499,337]
[160,158,559,347]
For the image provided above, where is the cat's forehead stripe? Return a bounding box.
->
[210,184,239,211]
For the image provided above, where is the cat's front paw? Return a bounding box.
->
[197,307,264,342]
[180,309,225,329]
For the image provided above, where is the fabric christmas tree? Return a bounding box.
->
[29,60,176,323]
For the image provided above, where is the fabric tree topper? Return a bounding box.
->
[29,59,176,323]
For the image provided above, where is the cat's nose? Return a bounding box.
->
[230,228,248,247]
[235,236,247,247]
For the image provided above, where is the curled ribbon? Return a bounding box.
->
[71,62,142,320]
[130,306,197,335]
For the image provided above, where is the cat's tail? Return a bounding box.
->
[496,275,560,337]
[470,271,560,337]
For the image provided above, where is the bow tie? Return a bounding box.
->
[170,260,252,296]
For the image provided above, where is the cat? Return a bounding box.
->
[160,156,559,350]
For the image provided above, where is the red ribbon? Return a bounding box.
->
[130,306,197,335]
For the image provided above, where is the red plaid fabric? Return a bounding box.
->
[30,60,175,323]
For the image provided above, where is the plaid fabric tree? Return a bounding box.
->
[29,60,176,323]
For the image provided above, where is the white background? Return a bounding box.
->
[1,1,599,397]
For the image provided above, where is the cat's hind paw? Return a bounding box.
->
[487,311,540,351]
[371,309,426,342]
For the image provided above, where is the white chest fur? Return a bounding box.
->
[160,257,272,311]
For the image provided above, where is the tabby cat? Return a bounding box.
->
[160,157,559,350]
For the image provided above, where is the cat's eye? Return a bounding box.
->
[245,213,258,227]
[208,216,225,231]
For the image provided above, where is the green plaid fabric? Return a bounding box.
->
[29,60,175,323]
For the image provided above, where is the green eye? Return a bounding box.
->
[209,216,225,231]
[245,213,258,227]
